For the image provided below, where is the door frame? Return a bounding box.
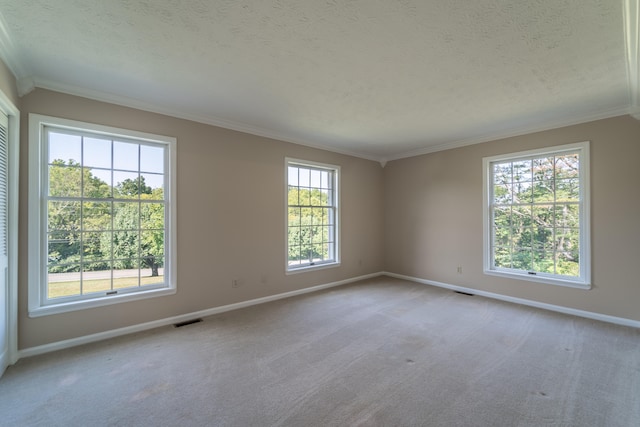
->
[0,89,19,376]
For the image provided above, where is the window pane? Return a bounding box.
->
[310,169,321,187]
[511,206,532,229]
[114,141,139,171]
[533,227,554,251]
[83,231,111,262]
[288,186,299,206]
[556,178,579,202]
[532,205,554,228]
[532,251,554,274]
[512,249,532,271]
[141,173,163,198]
[141,203,164,229]
[48,231,80,266]
[85,168,112,198]
[113,230,139,261]
[555,154,579,179]
[532,180,554,203]
[82,262,112,294]
[303,188,312,206]
[83,137,112,169]
[513,160,531,182]
[114,260,140,289]
[493,163,511,185]
[493,184,511,204]
[493,206,511,227]
[288,207,300,227]
[299,168,310,187]
[311,208,324,226]
[140,255,164,285]
[114,202,139,230]
[513,181,532,203]
[494,247,511,268]
[141,230,164,269]
[554,205,579,228]
[113,171,139,199]
[48,201,81,232]
[556,251,579,277]
[140,144,164,173]
[493,227,510,247]
[320,171,329,189]
[49,132,81,165]
[48,265,81,299]
[83,201,111,231]
[49,165,81,197]
[533,157,554,181]
[288,167,299,186]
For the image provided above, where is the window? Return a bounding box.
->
[28,114,176,316]
[483,142,590,288]
[286,158,339,272]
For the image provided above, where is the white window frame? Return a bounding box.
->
[28,114,177,317]
[285,158,340,273]
[482,142,591,289]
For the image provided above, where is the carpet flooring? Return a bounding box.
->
[1,277,639,426]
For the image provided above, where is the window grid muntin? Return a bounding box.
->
[287,161,337,269]
[44,126,167,303]
[489,149,582,279]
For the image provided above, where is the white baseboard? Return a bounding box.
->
[18,272,383,359]
[19,271,638,360]
[383,272,640,329]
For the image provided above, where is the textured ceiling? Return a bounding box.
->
[0,0,638,162]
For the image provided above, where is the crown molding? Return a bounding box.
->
[20,77,638,166]
[384,106,634,163]
[30,77,383,163]
[624,0,640,113]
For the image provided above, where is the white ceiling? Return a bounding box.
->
[0,0,638,163]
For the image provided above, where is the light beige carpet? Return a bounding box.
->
[1,277,639,426]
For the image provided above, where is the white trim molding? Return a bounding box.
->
[624,0,640,117]
[0,86,20,373]
[384,272,640,329]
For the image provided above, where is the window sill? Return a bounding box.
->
[286,262,341,275]
[484,269,591,290]
[28,287,177,318]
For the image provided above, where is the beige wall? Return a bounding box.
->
[384,115,640,321]
[0,59,19,108]
[12,84,640,349]
[18,89,384,349]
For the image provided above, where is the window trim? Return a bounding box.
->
[28,114,177,317]
[482,141,591,289]
[285,157,340,274]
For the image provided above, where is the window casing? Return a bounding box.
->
[286,158,340,273]
[483,142,590,288]
[29,114,177,316]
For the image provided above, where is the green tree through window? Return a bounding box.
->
[484,142,590,287]
[287,160,339,271]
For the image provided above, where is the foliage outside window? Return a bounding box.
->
[29,115,176,316]
[286,159,339,272]
[483,142,590,288]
